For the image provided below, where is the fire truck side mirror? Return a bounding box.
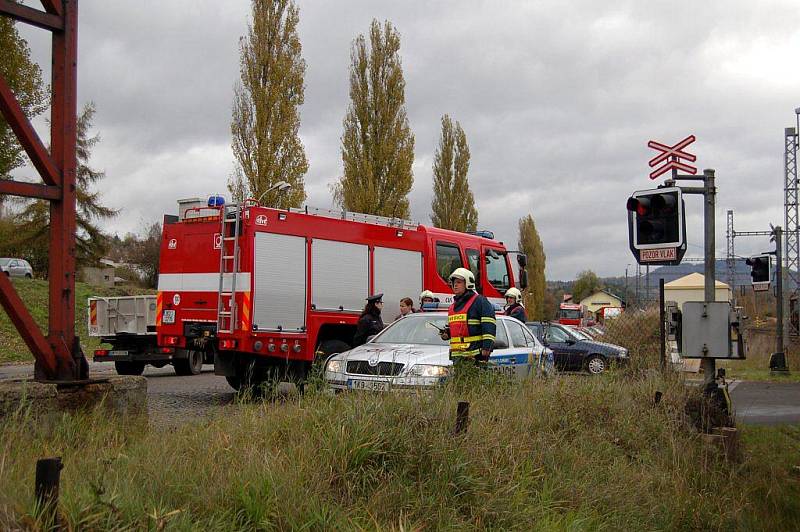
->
[518,268,528,290]
[516,254,527,268]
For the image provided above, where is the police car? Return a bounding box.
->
[324,312,553,391]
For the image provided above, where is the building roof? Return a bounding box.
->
[664,272,730,290]
[580,289,625,305]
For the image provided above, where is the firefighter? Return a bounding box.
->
[439,268,496,365]
[503,287,528,323]
[420,289,435,307]
[353,293,385,346]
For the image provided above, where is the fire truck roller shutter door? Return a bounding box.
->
[253,232,307,331]
[373,247,423,320]
[312,240,369,312]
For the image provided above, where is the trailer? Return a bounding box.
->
[89,294,207,375]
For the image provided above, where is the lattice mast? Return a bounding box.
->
[727,209,735,302]
[784,125,799,335]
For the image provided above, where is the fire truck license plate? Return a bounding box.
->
[162,310,176,324]
[348,379,389,391]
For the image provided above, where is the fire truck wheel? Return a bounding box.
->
[316,340,351,360]
[225,375,241,390]
[115,361,145,376]
[174,350,204,376]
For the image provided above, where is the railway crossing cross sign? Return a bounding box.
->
[648,135,697,180]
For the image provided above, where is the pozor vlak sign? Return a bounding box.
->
[626,186,687,265]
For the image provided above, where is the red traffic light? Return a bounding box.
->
[626,197,651,216]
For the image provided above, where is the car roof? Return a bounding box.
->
[407,311,517,322]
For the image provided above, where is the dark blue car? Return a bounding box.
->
[526,322,629,374]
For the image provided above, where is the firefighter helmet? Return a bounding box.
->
[419,289,435,302]
[504,287,522,303]
[449,267,476,290]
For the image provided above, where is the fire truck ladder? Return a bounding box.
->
[217,204,241,334]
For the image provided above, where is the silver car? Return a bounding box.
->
[0,258,33,278]
[324,312,554,392]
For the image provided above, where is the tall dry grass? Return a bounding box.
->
[2,376,799,529]
[1,310,799,529]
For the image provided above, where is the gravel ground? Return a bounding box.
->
[0,362,238,426]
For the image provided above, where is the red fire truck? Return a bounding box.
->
[97,198,526,389]
[557,303,589,326]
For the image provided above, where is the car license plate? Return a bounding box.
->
[348,379,389,391]
[162,309,176,324]
[110,350,129,358]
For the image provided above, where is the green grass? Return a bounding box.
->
[1,373,799,530]
[0,278,153,364]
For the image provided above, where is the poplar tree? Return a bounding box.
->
[430,114,477,232]
[0,14,47,184]
[229,0,307,208]
[518,215,547,320]
[335,19,415,218]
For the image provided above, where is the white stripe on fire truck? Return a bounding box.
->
[430,292,505,308]
[157,273,252,292]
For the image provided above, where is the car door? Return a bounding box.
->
[545,325,574,370]
[559,327,590,370]
[8,260,21,277]
[488,320,518,378]
[505,318,535,378]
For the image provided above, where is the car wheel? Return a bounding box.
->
[586,355,606,375]
[3,271,8,277]
[174,350,203,376]
[115,361,145,376]
[24,273,32,279]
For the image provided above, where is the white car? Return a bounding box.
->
[0,258,33,278]
[324,312,554,392]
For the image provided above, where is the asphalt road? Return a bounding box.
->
[728,380,800,425]
[2,362,799,426]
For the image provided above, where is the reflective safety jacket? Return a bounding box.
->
[447,290,496,359]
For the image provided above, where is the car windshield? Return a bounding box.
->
[372,315,449,346]
[0,258,11,267]
[568,327,592,340]
[548,324,579,343]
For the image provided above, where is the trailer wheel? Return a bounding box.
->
[174,350,204,376]
[115,361,145,376]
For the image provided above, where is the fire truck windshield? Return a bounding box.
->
[559,309,582,320]
[485,249,510,292]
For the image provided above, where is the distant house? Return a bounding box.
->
[579,290,625,318]
[664,272,731,309]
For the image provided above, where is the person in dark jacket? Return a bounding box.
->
[503,287,528,322]
[353,293,385,346]
[439,268,496,364]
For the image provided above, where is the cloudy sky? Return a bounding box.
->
[14,0,800,280]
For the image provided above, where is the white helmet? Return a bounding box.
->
[504,287,522,303]
[419,289,435,302]
[449,267,476,290]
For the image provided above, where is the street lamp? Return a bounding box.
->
[257,181,292,205]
